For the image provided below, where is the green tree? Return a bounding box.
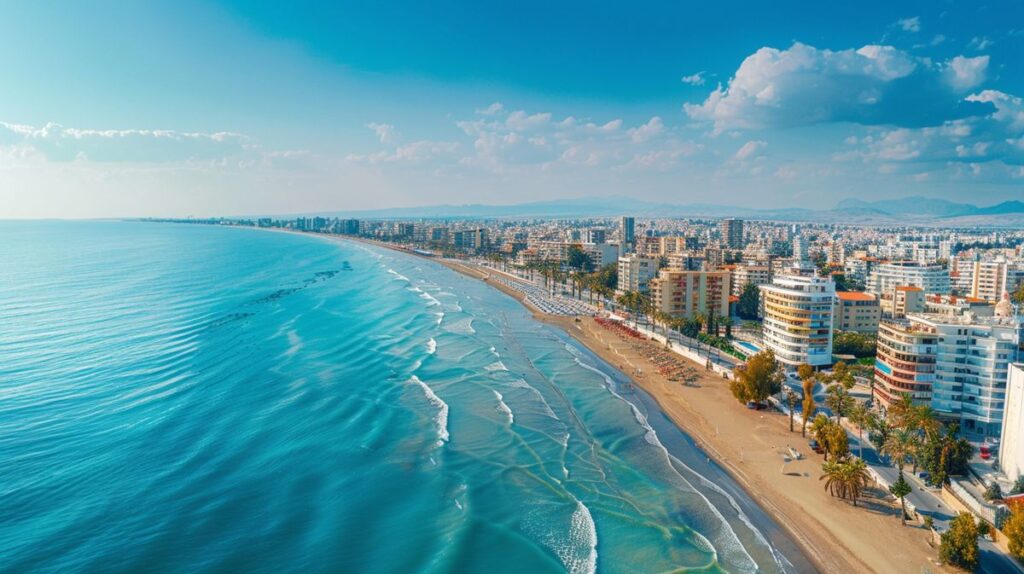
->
[889,472,912,525]
[820,457,871,506]
[566,245,594,272]
[832,331,878,357]
[811,414,833,460]
[939,512,979,571]
[737,282,760,320]
[984,482,1003,502]
[1005,501,1024,558]
[825,384,854,422]
[801,377,816,438]
[830,361,855,389]
[826,424,849,461]
[730,350,784,405]
[1011,476,1024,496]
[883,428,917,471]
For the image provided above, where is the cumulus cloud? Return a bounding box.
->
[0,121,251,162]
[944,55,989,91]
[684,43,995,133]
[897,17,921,33]
[681,72,706,86]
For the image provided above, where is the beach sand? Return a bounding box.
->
[438,257,950,574]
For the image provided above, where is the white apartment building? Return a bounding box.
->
[1000,364,1024,481]
[760,275,836,368]
[730,264,772,296]
[867,261,951,295]
[617,254,658,294]
[915,302,1022,439]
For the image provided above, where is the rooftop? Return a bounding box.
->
[836,291,876,302]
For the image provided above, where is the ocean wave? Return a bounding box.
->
[493,390,514,424]
[387,269,410,282]
[419,292,442,307]
[409,375,449,446]
[566,501,598,574]
[426,338,437,355]
[444,317,475,335]
[568,347,761,572]
[484,360,507,372]
[434,311,444,326]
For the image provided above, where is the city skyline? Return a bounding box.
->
[2,1,1023,219]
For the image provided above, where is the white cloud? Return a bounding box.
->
[969,36,994,51]
[366,122,396,144]
[681,72,706,86]
[477,102,504,116]
[628,117,664,142]
[944,55,989,91]
[685,43,995,133]
[898,17,921,33]
[0,121,251,162]
[733,140,767,160]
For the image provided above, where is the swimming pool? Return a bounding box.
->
[736,340,761,355]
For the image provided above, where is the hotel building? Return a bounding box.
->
[760,275,836,367]
[649,269,730,320]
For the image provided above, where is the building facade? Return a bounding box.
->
[760,275,836,367]
[617,254,658,294]
[834,291,881,333]
[868,261,951,295]
[649,269,730,320]
[999,364,1024,481]
[719,218,744,250]
[874,320,938,409]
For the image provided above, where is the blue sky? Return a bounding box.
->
[1,0,1022,217]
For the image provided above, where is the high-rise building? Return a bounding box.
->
[719,218,744,250]
[876,309,1022,438]
[999,364,1024,481]
[760,275,835,367]
[616,254,657,294]
[585,228,607,244]
[971,259,1024,303]
[620,216,635,245]
[649,269,730,320]
[874,319,938,409]
[453,228,489,252]
[791,235,809,262]
[833,291,880,333]
[867,261,951,295]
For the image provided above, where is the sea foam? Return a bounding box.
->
[409,375,449,445]
[493,390,514,424]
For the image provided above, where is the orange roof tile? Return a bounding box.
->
[836,291,875,301]
[895,286,923,291]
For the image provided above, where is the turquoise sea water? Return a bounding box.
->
[0,221,808,573]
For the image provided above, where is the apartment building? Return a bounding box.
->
[617,254,658,294]
[760,275,836,367]
[880,285,925,318]
[834,291,881,333]
[867,261,951,295]
[730,264,772,296]
[874,319,939,409]
[649,269,730,320]
[878,302,1022,438]
[971,259,1024,303]
[719,218,744,249]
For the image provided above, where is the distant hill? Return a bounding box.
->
[836,197,1024,218]
[266,195,1024,227]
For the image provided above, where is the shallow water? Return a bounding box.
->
[0,221,806,573]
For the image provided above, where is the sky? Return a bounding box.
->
[1,0,1022,218]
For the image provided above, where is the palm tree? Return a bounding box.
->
[722,316,734,339]
[883,428,916,471]
[848,402,871,458]
[820,458,871,506]
[888,393,915,429]
[821,459,847,498]
[825,384,853,423]
[785,387,798,433]
[811,414,833,461]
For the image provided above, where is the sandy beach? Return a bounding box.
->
[434,256,950,574]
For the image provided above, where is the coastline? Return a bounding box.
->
[253,231,946,573]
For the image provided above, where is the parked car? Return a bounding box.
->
[980,446,991,460]
[809,439,823,454]
[746,401,767,410]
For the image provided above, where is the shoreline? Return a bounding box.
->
[240,229,946,573]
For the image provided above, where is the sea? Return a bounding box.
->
[0,221,810,573]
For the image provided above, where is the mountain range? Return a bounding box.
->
[282,195,1024,226]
